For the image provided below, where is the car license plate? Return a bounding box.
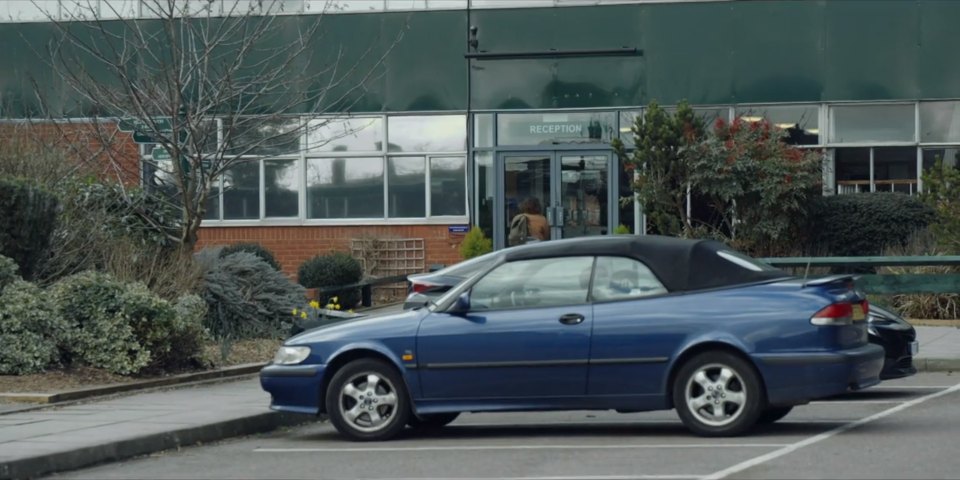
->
[910,341,919,355]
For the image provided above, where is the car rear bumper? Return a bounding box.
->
[754,344,885,406]
[259,364,326,415]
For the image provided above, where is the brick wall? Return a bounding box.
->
[0,121,141,186]
[197,225,466,277]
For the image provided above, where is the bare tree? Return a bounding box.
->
[29,0,405,253]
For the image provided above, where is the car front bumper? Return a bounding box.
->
[754,343,885,406]
[260,364,326,415]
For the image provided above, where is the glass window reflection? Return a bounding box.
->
[306,117,384,153]
[920,101,960,143]
[264,159,299,218]
[388,156,426,218]
[430,156,466,216]
[225,117,300,156]
[830,104,915,143]
[306,157,384,219]
[222,160,260,219]
[736,104,820,145]
[387,115,466,152]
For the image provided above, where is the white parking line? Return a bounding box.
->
[373,476,700,480]
[871,385,950,390]
[255,443,789,453]
[808,400,904,405]
[702,381,960,480]
[375,476,699,480]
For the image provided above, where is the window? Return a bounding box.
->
[497,112,616,146]
[225,117,300,156]
[920,101,960,144]
[829,104,915,144]
[835,146,918,194]
[470,257,594,310]
[475,152,495,238]
[306,117,384,154]
[264,159,299,218]
[923,147,960,171]
[306,157,384,219]
[736,104,820,145]
[387,156,426,217]
[222,160,260,219]
[387,115,466,152]
[431,156,467,216]
[474,114,494,148]
[592,257,666,301]
[308,0,385,12]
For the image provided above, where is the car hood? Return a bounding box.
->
[285,308,427,345]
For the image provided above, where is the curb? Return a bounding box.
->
[0,363,267,408]
[915,357,960,373]
[0,411,312,480]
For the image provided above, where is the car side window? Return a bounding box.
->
[470,257,594,310]
[591,256,667,302]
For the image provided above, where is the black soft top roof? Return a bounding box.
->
[503,235,789,292]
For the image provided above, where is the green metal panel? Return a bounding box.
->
[728,1,825,104]
[918,0,960,100]
[469,5,644,109]
[822,0,920,101]
[383,10,467,111]
[762,256,960,268]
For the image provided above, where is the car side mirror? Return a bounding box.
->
[452,292,471,314]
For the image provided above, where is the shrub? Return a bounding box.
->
[613,224,632,235]
[0,254,19,291]
[202,252,306,343]
[51,271,207,375]
[879,229,960,320]
[0,280,71,375]
[921,155,960,254]
[218,243,282,271]
[297,252,363,308]
[808,193,935,257]
[0,178,59,280]
[460,227,493,259]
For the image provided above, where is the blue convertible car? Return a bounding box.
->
[261,236,884,441]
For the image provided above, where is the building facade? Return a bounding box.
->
[3,0,960,273]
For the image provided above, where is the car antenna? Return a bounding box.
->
[801,258,812,288]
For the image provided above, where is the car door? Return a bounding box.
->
[587,256,683,397]
[416,256,595,400]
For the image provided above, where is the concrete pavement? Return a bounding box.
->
[1,325,958,480]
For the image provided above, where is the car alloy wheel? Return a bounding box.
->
[673,351,763,437]
[326,359,410,441]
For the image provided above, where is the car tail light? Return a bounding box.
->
[811,300,868,326]
[411,281,438,294]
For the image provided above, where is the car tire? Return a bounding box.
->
[408,412,460,430]
[325,358,410,441]
[672,351,764,437]
[757,406,793,425]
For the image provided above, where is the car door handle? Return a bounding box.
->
[559,313,585,325]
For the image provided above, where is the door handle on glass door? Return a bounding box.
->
[558,313,584,325]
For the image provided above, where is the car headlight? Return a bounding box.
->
[272,346,311,365]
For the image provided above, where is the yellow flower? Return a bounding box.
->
[300,311,308,319]
[330,296,338,303]
[291,308,298,316]
[309,300,320,309]
[347,309,354,314]
[334,304,341,310]
[325,303,335,309]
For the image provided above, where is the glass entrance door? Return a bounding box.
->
[498,151,614,248]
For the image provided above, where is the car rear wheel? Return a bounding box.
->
[672,351,764,437]
[408,412,460,429]
[326,359,410,441]
[757,406,793,424]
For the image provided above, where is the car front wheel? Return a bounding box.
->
[326,359,410,441]
[672,351,764,437]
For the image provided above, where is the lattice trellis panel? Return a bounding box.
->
[351,238,425,301]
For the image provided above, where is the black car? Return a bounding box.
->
[406,252,918,381]
[867,303,918,379]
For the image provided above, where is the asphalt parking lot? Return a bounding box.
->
[55,372,960,480]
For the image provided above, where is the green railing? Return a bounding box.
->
[760,256,960,294]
